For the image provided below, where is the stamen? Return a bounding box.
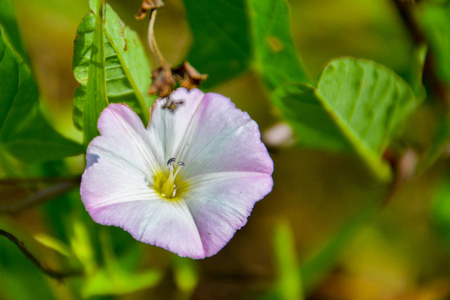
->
[172,184,177,198]
[157,158,186,199]
[173,162,184,178]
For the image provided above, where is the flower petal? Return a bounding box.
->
[81,104,159,210]
[184,171,273,257]
[174,91,273,177]
[89,199,205,258]
[148,88,204,165]
[82,104,205,258]
[94,103,162,173]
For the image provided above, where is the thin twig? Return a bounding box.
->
[0,176,81,215]
[148,9,168,66]
[0,176,80,186]
[0,229,82,281]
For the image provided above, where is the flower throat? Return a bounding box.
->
[154,158,186,200]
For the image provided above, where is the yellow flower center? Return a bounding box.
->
[154,158,187,200]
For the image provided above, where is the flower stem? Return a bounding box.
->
[148,9,168,66]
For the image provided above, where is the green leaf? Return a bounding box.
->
[173,256,198,294]
[419,1,450,83]
[183,0,309,89]
[82,268,161,297]
[247,0,310,90]
[34,233,72,257]
[80,226,161,297]
[274,58,420,180]
[0,26,83,163]
[0,0,28,63]
[184,0,251,88]
[273,220,304,300]
[73,0,152,141]
[73,1,108,144]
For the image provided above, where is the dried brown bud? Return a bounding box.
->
[173,61,209,90]
[135,0,164,20]
[148,61,208,98]
[148,64,176,98]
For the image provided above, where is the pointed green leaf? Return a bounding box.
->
[274,58,420,180]
[248,0,310,90]
[0,26,83,162]
[34,234,72,257]
[73,0,151,140]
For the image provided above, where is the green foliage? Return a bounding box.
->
[184,0,308,89]
[0,0,28,63]
[273,220,304,300]
[0,26,83,163]
[432,169,450,251]
[184,0,251,88]
[173,256,199,295]
[73,0,151,144]
[248,0,310,89]
[300,202,378,292]
[420,1,450,83]
[274,58,420,180]
[0,228,56,300]
[79,225,162,297]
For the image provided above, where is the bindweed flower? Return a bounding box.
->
[80,88,273,259]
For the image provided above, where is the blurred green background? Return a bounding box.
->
[1,0,450,299]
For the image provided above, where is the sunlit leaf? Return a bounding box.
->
[0,26,83,163]
[73,0,151,141]
[82,268,161,297]
[34,233,72,257]
[274,58,420,180]
[247,0,310,90]
[73,1,108,144]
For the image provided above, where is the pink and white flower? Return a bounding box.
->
[80,88,273,259]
